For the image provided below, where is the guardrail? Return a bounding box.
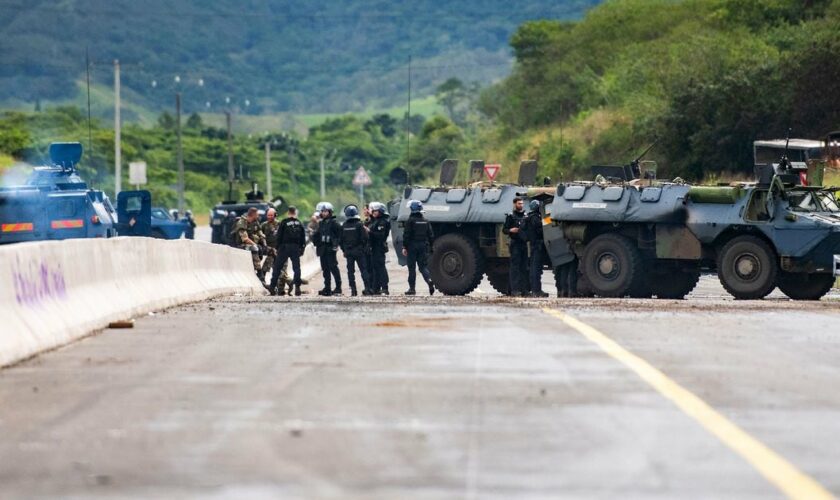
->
[0,237,265,367]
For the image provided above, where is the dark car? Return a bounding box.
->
[150,206,188,239]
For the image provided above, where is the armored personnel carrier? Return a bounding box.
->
[394,147,840,300]
[390,159,550,295]
[545,155,840,300]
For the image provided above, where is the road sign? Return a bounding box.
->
[352,166,372,186]
[129,161,147,185]
[484,164,501,181]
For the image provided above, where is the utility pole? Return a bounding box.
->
[288,140,298,196]
[176,92,184,213]
[265,141,272,200]
[114,59,121,195]
[320,152,326,199]
[406,55,412,170]
[226,110,234,201]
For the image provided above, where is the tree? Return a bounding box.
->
[157,112,175,130]
[435,78,467,125]
[186,112,203,129]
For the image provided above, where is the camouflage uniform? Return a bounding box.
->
[261,219,291,289]
[233,216,265,273]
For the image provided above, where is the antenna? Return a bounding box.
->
[633,137,660,164]
[406,55,412,172]
[85,48,93,165]
[780,127,792,171]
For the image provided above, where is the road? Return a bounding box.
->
[1,255,840,498]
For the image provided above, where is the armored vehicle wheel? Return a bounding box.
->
[650,271,700,299]
[582,233,644,297]
[777,272,834,301]
[486,270,511,295]
[430,233,484,295]
[151,229,166,239]
[717,236,778,300]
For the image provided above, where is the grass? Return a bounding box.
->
[185,95,442,136]
[296,95,442,128]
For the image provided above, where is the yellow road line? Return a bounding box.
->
[543,308,834,500]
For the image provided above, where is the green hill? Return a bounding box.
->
[0,0,597,116]
[477,0,840,182]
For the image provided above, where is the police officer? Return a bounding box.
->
[231,207,266,279]
[183,210,196,240]
[313,202,342,296]
[263,207,295,293]
[525,199,549,297]
[341,205,372,296]
[555,254,579,298]
[268,206,306,296]
[402,200,435,296]
[368,201,391,295]
[503,197,529,296]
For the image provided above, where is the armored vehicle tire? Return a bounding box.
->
[582,233,644,298]
[486,270,511,295]
[649,271,700,299]
[717,236,778,300]
[430,233,484,295]
[151,229,166,239]
[777,272,834,301]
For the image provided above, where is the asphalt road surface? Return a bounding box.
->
[1,254,840,499]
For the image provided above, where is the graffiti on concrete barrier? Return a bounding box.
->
[12,256,67,306]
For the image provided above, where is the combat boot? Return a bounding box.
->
[533,291,549,298]
[332,286,342,296]
[381,287,389,296]
[404,289,416,296]
[294,284,302,296]
[278,288,286,296]
[350,287,358,297]
[428,282,435,296]
[318,288,332,296]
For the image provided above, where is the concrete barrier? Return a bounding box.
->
[0,237,265,367]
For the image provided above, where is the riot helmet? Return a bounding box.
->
[344,204,360,219]
[409,200,423,213]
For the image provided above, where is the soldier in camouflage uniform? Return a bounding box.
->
[232,207,267,279]
[260,208,288,290]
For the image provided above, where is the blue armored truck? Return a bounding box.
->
[0,142,152,244]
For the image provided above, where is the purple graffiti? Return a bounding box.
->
[12,257,67,306]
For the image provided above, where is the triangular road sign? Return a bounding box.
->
[484,164,501,181]
[352,166,373,186]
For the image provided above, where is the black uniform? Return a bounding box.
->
[403,212,434,293]
[314,214,343,293]
[503,209,530,295]
[368,215,391,294]
[184,215,196,240]
[525,209,547,295]
[555,256,579,297]
[269,216,306,293]
[341,217,371,295]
